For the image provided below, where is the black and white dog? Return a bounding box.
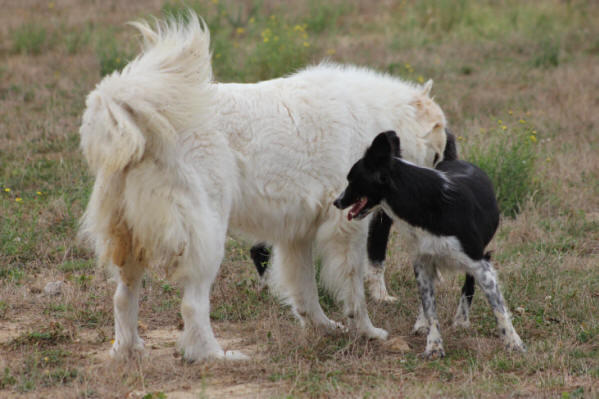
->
[333,131,525,358]
[250,131,477,320]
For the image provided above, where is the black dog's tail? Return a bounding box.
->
[443,128,458,161]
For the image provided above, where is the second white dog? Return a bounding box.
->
[79,12,448,362]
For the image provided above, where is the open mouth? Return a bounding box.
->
[347,197,369,221]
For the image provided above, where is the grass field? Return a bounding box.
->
[1,0,598,397]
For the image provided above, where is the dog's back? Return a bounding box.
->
[435,159,499,258]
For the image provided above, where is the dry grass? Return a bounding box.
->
[1,0,598,398]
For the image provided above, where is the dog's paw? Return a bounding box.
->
[452,316,470,329]
[318,319,348,335]
[420,347,445,360]
[412,324,429,336]
[224,350,250,361]
[378,295,398,303]
[109,337,145,361]
[504,337,526,353]
[365,326,388,341]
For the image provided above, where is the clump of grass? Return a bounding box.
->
[11,23,47,55]
[95,31,131,77]
[304,0,349,33]
[10,323,73,349]
[532,38,560,68]
[249,17,313,80]
[466,118,539,217]
[64,26,91,55]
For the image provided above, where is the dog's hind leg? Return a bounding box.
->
[318,226,388,340]
[413,256,445,359]
[453,273,475,328]
[364,211,396,303]
[470,260,525,352]
[269,241,344,333]
[178,221,247,362]
[250,243,271,289]
[110,262,145,360]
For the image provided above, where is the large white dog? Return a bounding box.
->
[79,13,448,362]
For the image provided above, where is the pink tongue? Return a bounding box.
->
[348,197,368,221]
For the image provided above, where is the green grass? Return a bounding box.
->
[11,23,48,55]
[466,119,538,217]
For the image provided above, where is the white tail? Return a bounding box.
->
[80,11,213,175]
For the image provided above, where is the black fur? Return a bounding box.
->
[334,130,499,262]
[250,243,270,277]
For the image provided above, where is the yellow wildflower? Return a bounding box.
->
[417,75,424,83]
[249,17,255,24]
[263,37,269,43]
[4,188,10,193]
[529,135,537,143]
[44,357,49,362]
[215,53,221,59]
[546,157,551,162]
[326,49,336,55]
[293,25,304,32]
[15,197,22,202]
[236,27,245,35]
[501,125,507,131]
[36,191,42,195]
[519,119,526,124]
[497,119,503,124]
[303,41,310,47]
[508,110,513,115]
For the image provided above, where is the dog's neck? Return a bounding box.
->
[382,158,452,235]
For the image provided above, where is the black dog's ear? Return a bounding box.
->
[443,128,458,161]
[365,131,395,169]
[383,130,401,157]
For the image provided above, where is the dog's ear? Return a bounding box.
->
[383,130,401,157]
[365,131,395,169]
[443,128,458,161]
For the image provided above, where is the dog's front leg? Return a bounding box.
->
[413,257,445,359]
[317,226,387,340]
[269,241,344,333]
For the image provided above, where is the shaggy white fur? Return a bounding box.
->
[79,12,448,362]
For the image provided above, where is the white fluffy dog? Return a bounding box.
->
[79,12,448,362]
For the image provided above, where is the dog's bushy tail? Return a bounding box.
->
[80,10,213,175]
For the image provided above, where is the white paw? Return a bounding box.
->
[452,316,470,329]
[504,335,526,353]
[379,295,398,304]
[364,326,388,341]
[318,319,348,335]
[421,346,445,360]
[412,318,430,336]
[109,337,145,360]
[224,350,250,361]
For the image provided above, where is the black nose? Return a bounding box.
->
[333,198,342,209]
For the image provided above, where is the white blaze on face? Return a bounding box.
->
[348,197,368,220]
